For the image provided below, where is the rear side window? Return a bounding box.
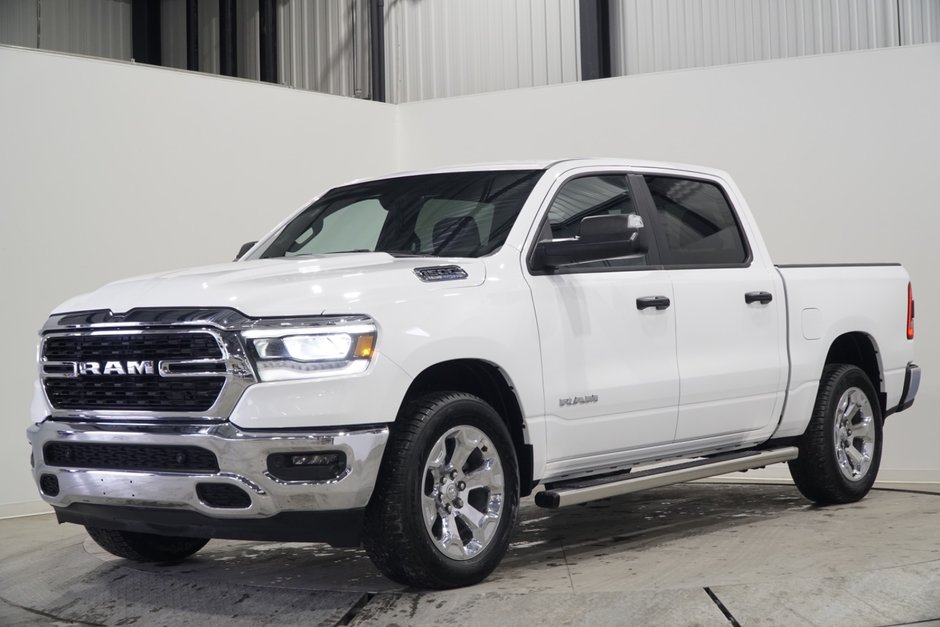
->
[644,176,749,266]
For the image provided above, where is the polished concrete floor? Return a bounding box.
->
[2,482,939,626]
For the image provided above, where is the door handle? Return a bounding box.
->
[637,296,671,311]
[745,291,773,305]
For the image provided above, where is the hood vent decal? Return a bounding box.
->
[413,265,469,283]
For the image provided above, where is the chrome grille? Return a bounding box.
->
[44,376,225,412]
[39,328,255,420]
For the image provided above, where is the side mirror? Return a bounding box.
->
[235,241,258,261]
[533,214,647,270]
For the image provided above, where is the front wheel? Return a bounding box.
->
[363,392,519,589]
[788,364,883,504]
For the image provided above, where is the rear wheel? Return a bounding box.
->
[363,392,519,589]
[788,364,883,504]
[86,527,209,562]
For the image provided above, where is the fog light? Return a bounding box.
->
[267,451,347,482]
[291,453,342,466]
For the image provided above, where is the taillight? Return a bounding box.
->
[907,282,915,340]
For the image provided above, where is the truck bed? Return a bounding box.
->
[774,263,913,438]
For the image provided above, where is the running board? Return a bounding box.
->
[534,447,799,508]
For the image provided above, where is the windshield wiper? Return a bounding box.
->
[321,249,432,258]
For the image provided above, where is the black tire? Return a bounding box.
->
[86,527,209,562]
[788,364,883,505]
[363,391,520,589]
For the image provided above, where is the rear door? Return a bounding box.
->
[635,173,786,441]
[524,170,680,471]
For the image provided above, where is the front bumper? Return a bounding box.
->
[28,420,388,544]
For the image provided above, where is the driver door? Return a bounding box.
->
[524,171,680,475]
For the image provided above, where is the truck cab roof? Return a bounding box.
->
[348,158,733,185]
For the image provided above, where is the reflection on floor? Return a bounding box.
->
[1,483,939,626]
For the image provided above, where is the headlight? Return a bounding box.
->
[243,323,376,382]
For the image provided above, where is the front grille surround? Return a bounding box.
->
[39,327,256,421]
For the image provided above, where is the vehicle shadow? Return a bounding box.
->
[98,482,810,593]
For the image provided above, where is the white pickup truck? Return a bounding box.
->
[28,159,920,589]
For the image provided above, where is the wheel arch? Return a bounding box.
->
[824,332,885,414]
[397,359,536,497]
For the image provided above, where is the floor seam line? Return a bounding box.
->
[703,587,742,627]
[559,539,576,592]
[0,593,104,626]
[877,617,940,627]
[333,591,376,626]
[873,487,940,497]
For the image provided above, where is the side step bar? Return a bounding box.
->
[534,447,799,508]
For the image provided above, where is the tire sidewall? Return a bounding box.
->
[400,396,520,584]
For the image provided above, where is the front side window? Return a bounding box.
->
[644,176,749,266]
[539,174,651,269]
[260,170,542,259]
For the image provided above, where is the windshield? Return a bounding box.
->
[259,170,542,259]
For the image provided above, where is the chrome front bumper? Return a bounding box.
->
[27,420,389,519]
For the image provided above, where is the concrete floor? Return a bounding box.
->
[1,483,939,627]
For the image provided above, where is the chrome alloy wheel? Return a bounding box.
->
[421,425,505,561]
[833,386,876,482]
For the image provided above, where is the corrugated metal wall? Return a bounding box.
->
[2,0,939,101]
[902,0,940,43]
[160,0,258,79]
[278,0,371,98]
[384,0,582,103]
[610,0,940,77]
[0,0,39,48]
[160,0,187,70]
[0,0,131,60]
[197,0,220,74]
[237,0,260,80]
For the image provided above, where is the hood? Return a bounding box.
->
[53,254,486,318]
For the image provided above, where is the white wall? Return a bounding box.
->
[2,42,938,516]
[398,43,940,483]
[0,46,397,517]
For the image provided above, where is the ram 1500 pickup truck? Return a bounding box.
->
[28,159,920,589]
